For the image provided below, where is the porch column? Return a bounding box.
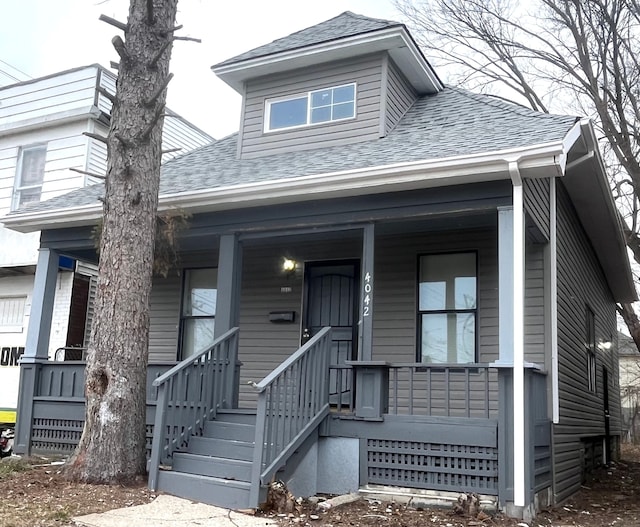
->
[14,248,59,455]
[215,234,242,408]
[498,169,526,509]
[359,223,375,361]
[215,233,243,337]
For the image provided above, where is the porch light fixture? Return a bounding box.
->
[282,258,297,274]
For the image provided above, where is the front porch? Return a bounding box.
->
[17,336,549,509]
[14,182,552,513]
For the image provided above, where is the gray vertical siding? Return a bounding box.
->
[385,59,417,134]
[554,181,620,502]
[239,54,384,159]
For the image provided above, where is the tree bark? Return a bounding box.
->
[66,0,178,483]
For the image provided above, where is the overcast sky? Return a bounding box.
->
[1,0,401,139]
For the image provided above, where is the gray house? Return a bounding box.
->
[4,12,634,519]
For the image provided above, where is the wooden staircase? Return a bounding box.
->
[156,409,257,509]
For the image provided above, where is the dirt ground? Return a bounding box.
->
[2,445,640,527]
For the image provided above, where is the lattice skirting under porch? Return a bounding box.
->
[356,415,499,496]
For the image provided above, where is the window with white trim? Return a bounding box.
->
[418,252,477,364]
[13,145,47,210]
[265,83,356,132]
[0,296,27,333]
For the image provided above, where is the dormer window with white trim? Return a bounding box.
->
[265,83,356,132]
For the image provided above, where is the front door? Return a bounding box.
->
[303,261,359,405]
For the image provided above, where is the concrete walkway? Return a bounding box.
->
[73,495,277,527]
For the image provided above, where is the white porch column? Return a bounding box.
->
[498,164,526,508]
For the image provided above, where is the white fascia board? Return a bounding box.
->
[2,140,566,233]
[213,27,443,94]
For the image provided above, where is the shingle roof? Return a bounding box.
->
[15,87,577,215]
[214,12,401,68]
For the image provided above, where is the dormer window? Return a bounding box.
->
[265,83,356,132]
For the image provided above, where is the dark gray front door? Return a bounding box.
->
[303,261,359,405]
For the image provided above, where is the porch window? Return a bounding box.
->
[586,306,597,392]
[418,252,477,363]
[13,144,47,210]
[180,268,217,359]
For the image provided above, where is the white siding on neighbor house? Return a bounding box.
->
[239,54,385,159]
[96,68,211,163]
[0,121,90,268]
[0,66,99,132]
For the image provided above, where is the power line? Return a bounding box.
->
[0,59,32,81]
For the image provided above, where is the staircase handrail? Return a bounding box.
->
[249,327,332,506]
[149,327,240,490]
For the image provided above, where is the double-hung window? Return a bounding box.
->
[418,252,477,364]
[265,83,356,132]
[180,268,217,360]
[13,145,47,210]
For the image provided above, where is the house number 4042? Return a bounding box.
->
[363,272,372,317]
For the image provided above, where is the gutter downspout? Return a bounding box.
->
[508,161,525,508]
[550,177,559,424]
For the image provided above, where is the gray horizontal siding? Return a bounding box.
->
[554,181,620,502]
[385,58,417,134]
[237,238,360,406]
[524,177,550,239]
[373,228,498,364]
[525,243,545,367]
[372,228,499,417]
[240,54,384,159]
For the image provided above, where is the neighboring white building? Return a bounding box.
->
[0,65,213,423]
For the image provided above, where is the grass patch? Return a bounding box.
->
[0,458,33,479]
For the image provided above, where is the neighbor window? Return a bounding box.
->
[180,268,217,359]
[13,145,47,210]
[586,306,597,392]
[0,296,26,333]
[418,252,477,364]
[265,83,356,132]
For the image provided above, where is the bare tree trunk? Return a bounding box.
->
[619,302,640,351]
[66,0,178,483]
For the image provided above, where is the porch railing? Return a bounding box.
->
[389,363,497,418]
[328,362,498,418]
[249,327,332,506]
[148,327,239,490]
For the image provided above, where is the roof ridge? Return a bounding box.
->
[447,85,578,122]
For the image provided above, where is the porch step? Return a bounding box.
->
[204,420,256,442]
[215,408,257,425]
[157,470,251,509]
[156,410,259,510]
[172,452,252,481]
[188,436,255,461]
